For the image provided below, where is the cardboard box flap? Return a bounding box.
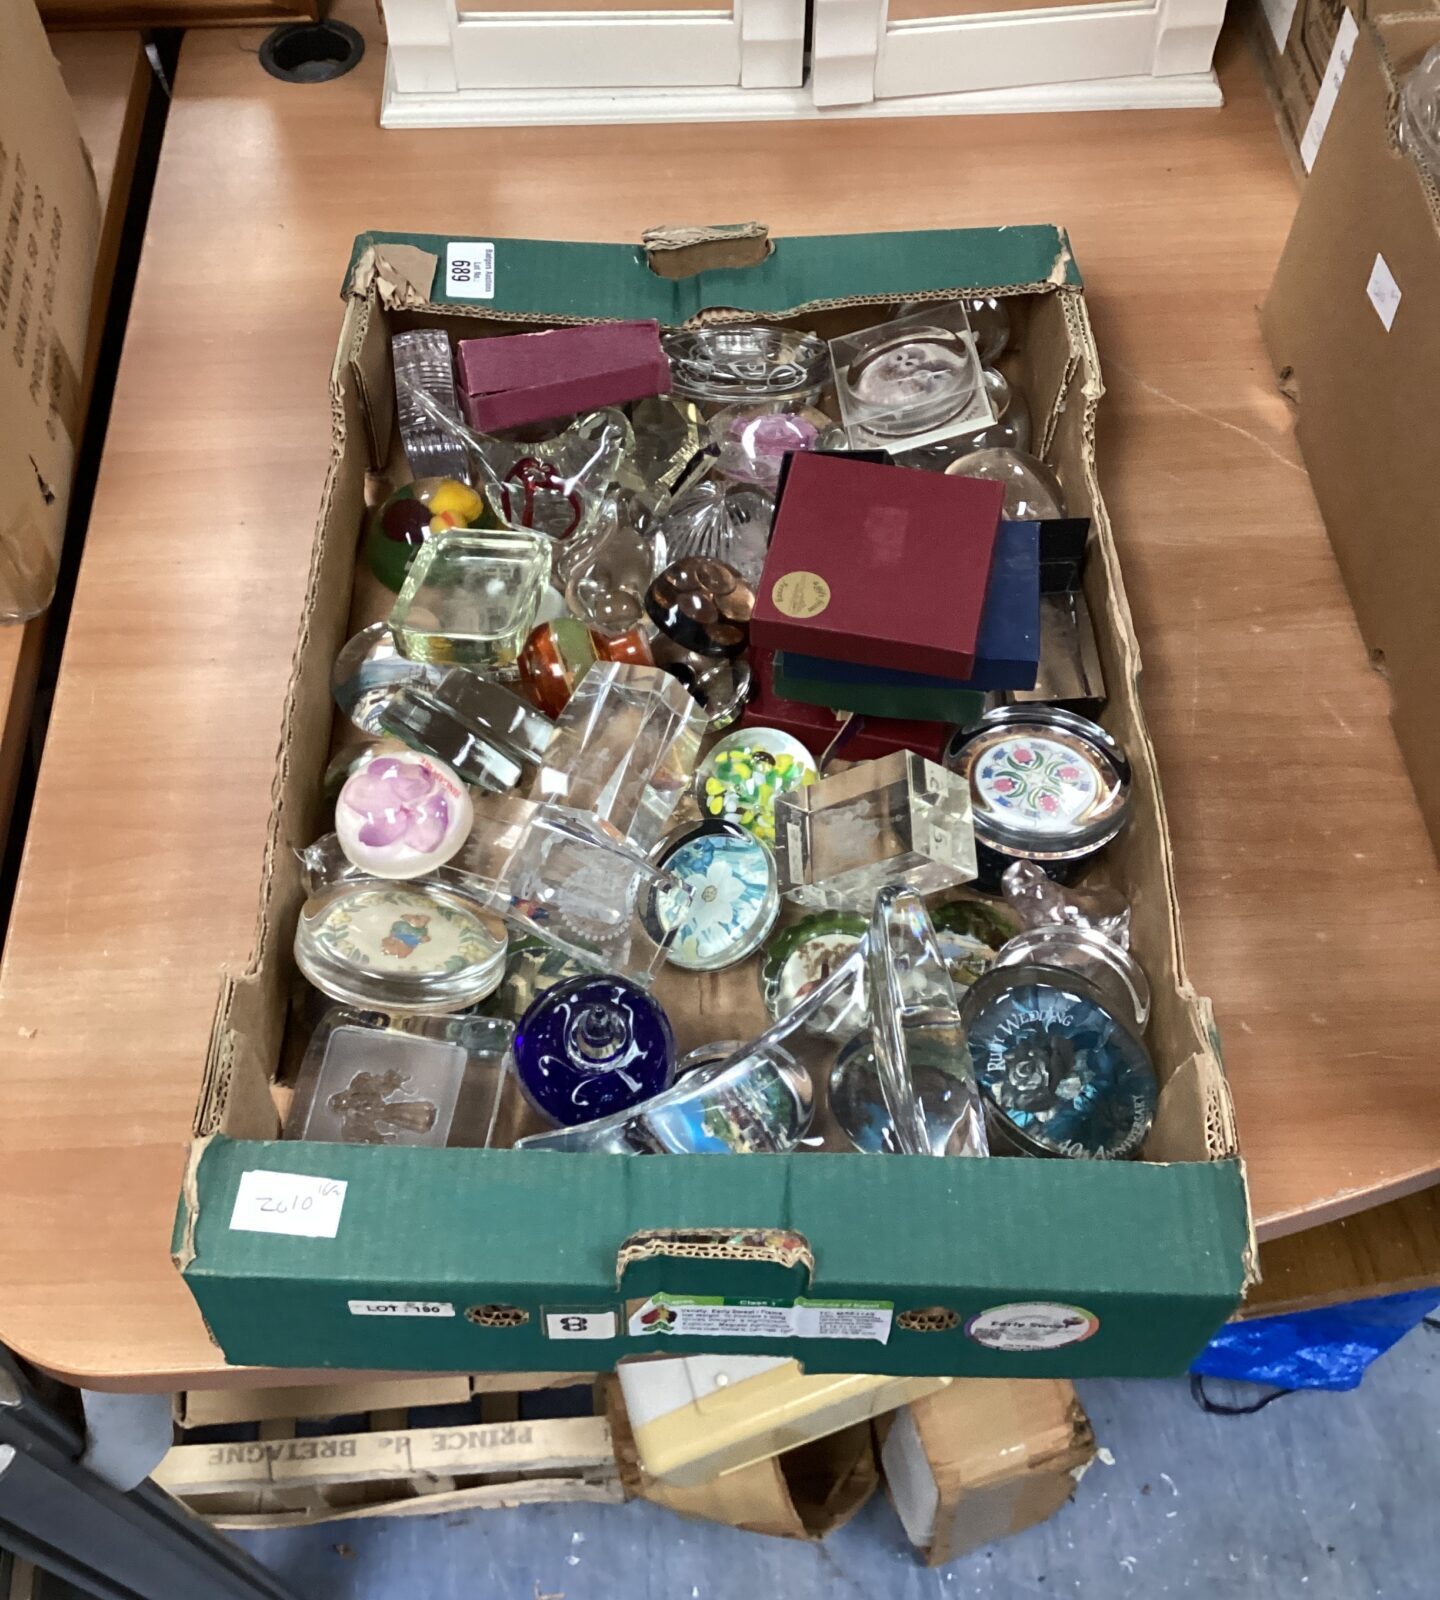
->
[176,1136,1249,1376]
[343,226,1083,325]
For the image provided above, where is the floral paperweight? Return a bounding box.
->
[865,885,986,1158]
[709,404,838,490]
[656,822,779,973]
[392,330,470,484]
[335,750,473,878]
[459,796,688,985]
[663,325,830,405]
[367,476,485,593]
[696,728,817,846]
[946,706,1132,892]
[294,877,508,1015]
[528,663,703,853]
[390,526,550,669]
[285,1007,514,1147]
[644,558,754,659]
[513,974,676,1127]
[773,751,977,910]
[332,622,445,735]
[960,963,1158,1159]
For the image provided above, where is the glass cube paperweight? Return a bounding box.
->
[527,663,704,854]
[773,751,977,910]
[865,885,986,1158]
[332,622,446,735]
[830,305,993,455]
[945,448,1066,520]
[458,796,689,986]
[960,963,1157,1160]
[390,526,550,669]
[663,325,830,406]
[392,330,470,484]
[655,822,779,973]
[513,974,676,1127]
[515,1035,813,1156]
[294,877,509,1015]
[335,749,474,879]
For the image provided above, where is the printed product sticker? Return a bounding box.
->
[965,1302,1100,1351]
[628,1294,892,1343]
[348,1300,455,1318]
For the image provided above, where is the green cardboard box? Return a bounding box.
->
[173,225,1251,1378]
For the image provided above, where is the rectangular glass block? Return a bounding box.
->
[527,662,703,854]
[459,795,687,986]
[392,329,471,484]
[773,751,977,910]
[390,527,550,670]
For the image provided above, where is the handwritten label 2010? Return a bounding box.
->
[228,1171,348,1239]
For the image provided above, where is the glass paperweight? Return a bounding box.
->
[1400,44,1440,183]
[632,394,706,494]
[945,447,1067,520]
[392,330,470,484]
[695,727,818,846]
[656,822,780,973]
[528,662,703,853]
[946,706,1132,892]
[962,297,1011,365]
[294,877,508,1014]
[649,635,753,730]
[513,974,676,1126]
[378,688,523,794]
[931,896,1018,950]
[960,963,1158,1159]
[992,924,1150,1031]
[562,493,661,635]
[893,369,1030,469]
[759,910,868,1032]
[663,325,830,406]
[865,884,986,1158]
[479,409,635,552]
[709,404,839,490]
[458,796,688,985]
[773,751,977,910]
[651,481,774,588]
[324,737,409,801]
[830,305,993,454]
[482,937,594,1025]
[335,749,474,879]
[390,526,551,669]
[332,622,446,735]
[367,477,487,593]
[1000,859,1130,948]
[645,558,754,659]
[517,618,655,719]
[829,1034,986,1157]
[285,1008,514,1147]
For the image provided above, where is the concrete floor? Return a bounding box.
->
[235,1321,1440,1599]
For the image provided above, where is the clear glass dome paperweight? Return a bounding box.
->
[332,621,446,735]
[945,447,1066,519]
[390,526,550,670]
[1400,43,1440,183]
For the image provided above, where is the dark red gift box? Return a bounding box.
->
[456,321,670,434]
[741,651,951,764]
[750,453,1005,679]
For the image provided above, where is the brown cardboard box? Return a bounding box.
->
[609,1378,879,1541]
[1248,0,1435,176]
[0,0,100,623]
[1262,13,1440,860]
[881,1379,1095,1566]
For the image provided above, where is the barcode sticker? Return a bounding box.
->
[445,241,496,301]
[1300,10,1360,172]
[1366,253,1402,331]
[229,1171,347,1239]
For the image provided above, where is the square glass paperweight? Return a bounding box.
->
[390,527,550,670]
[773,751,977,910]
[458,795,689,986]
[527,662,703,854]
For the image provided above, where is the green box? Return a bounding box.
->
[174,225,1251,1378]
[772,651,987,725]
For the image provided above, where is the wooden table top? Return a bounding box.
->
[0,8,1436,1389]
[0,30,150,854]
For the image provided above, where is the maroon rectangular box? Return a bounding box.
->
[456,321,670,433]
[741,652,951,764]
[751,454,1005,679]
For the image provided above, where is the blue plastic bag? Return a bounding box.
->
[1192,1287,1440,1392]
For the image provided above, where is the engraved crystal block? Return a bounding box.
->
[773,751,976,910]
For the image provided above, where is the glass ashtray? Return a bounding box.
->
[663,325,831,405]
